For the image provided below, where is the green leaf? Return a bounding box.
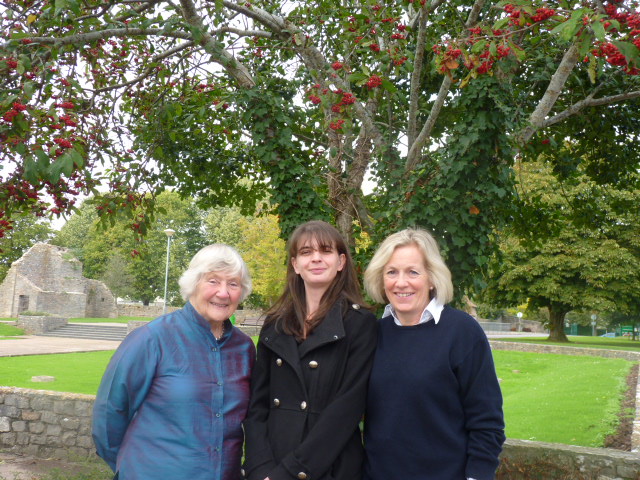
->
[381,79,397,93]
[591,20,605,41]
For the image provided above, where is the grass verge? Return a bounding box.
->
[494,350,632,446]
[493,335,640,352]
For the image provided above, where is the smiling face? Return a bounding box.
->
[291,238,346,293]
[383,244,433,326]
[190,271,242,326]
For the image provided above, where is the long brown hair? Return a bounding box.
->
[265,220,365,338]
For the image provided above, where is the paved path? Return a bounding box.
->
[0,335,121,357]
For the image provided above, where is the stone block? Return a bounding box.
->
[46,424,62,436]
[16,431,30,445]
[75,400,93,417]
[1,432,17,445]
[61,430,77,446]
[41,411,59,424]
[61,416,80,430]
[0,416,10,432]
[22,409,40,421]
[31,434,47,445]
[0,405,19,418]
[31,396,53,411]
[12,420,26,432]
[28,422,45,434]
[53,400,76,415]
[76,435,94,448]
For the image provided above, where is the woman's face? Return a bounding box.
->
[383,244,433,325]
[292,238,345,292]
[191,271,242,324]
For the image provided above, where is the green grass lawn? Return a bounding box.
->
[0,323,24,338]
[0,347,632,448]
[494,350,632,447]
[494,335,640,352]
[0,351,115,395]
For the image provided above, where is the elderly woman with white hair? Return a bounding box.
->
[93,244,256,480]
[362,228,505,480]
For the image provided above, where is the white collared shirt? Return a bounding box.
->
[383,297,445,326]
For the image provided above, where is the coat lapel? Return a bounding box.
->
[298,300,346,358]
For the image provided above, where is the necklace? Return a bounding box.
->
[213,322,226,340]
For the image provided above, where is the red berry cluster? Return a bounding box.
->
[592,42,640,74]
[2,102,27,123]
[366,75,383,88]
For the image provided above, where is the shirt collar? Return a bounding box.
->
[383,297,445,326]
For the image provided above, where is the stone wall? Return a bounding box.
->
[490,340,640,362]
[116,304,179,318]
[0,244,117,319]
[2,386,640,478]
[0,387,95,460]
[16,315,67,334]
[498,439,640,479]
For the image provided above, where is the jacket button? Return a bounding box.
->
[308,360,318,369]
[297,472,307,479]
[241,469,245,477]
[352,303,361,310]
[273,398,280,407]
[300,401,307,410]
[276,358,283,366]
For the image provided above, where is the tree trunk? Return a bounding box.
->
[547,304,570,342]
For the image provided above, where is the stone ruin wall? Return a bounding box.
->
[0,244,117,318]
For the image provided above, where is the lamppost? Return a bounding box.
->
[591,314,597,337]
[162,228,175,315]
[516,312,523,332]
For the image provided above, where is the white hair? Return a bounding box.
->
[178,244,252,301]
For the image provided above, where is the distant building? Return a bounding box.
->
[0,243,117,318]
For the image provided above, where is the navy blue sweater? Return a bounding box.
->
[363,306,505,480]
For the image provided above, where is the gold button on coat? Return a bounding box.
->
[300,401,307,410]
[273,398,280,407]
[297,472,307,479]
[276,358,283,366]
[308,360,318,369]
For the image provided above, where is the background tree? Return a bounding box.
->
[0,215,52,282]
[54,191,206,304]
[237,213,286,308]
[484,160,640,342]
[2,0,639,297]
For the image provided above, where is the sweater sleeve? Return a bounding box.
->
[91,328,159,472]
[270,312,378,480]
[455,330,506,480]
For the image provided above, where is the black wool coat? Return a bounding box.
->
[243,299,378,480]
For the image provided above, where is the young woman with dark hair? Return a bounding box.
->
[243,220,377,480]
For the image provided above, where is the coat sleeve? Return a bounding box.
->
[243,333,279,480]
[91,328,160,472]
[270,311,378,480]
[456,326,506,480]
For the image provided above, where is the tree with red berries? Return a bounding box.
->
[2,0,639,294]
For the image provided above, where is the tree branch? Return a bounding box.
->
[407,7,428,148]
[517,44,580,145]
[179,0,255,88]
[91,42,194,94]
[542,90,640,128]
[405,0,486,173]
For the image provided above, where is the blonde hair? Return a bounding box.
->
[179,244,252,301]
[364,228,453,305]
